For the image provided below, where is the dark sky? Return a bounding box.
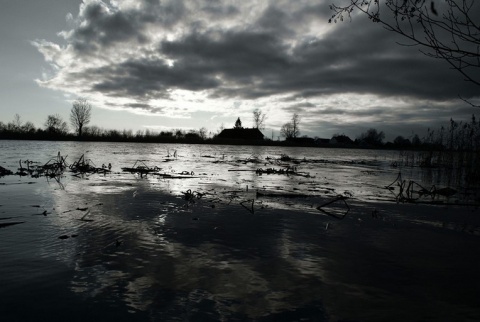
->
[1,0,479,140]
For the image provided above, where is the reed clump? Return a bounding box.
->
[394,116,480,188]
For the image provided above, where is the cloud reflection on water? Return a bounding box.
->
[56,177,334,318]
[2,142,480,321]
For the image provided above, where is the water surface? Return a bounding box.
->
[1,140,479,321]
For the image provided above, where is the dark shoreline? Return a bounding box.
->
[0,137,438,151]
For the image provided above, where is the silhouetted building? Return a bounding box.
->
[330,135,354,146]
[315,138,330,146]
[217,128,264,140]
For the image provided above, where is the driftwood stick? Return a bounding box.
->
[317,195,350,219]
[386,172,402,188]
[80,209,91,221]
[240,199,255,214]
[317,195,350,210]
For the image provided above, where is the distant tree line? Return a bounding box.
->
[330,115,480,153]
[1,103,479,153]
[0,114,213,144]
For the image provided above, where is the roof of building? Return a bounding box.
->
[331,135,354,144]
[216,128,264,140]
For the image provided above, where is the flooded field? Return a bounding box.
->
[1,140,479,321]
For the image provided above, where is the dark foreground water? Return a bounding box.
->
[1,140,479,321]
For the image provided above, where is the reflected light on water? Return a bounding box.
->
[1,141,479,321]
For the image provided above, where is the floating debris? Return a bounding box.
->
[386,172,458,203]
[236,154,263,164]
[15,160,29,176]
[240,199,255,214]
[317,195,350,219]
[166,149,178,159]
[280,154,292,162]
[156,172,198,179]
[70,154,108,175]
[256,191,311,198]
[43,152,68,176]
[13,153,67,178]
[121,160,159,176]
[0,166,13,176]
[182,189,204,202]
[1,152,113,179]
[31,210,48,216]
[0,221,25,228]
[80,210,92,222]
[255,167,297,175]
[432,186,457,198]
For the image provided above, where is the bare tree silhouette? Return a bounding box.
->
[253,109,267,130]
[292,113,301,139]
[281,113,301,139]
[358,128,385,146]
[45,114,68,135]
[70,98,92,137]
[281,122,294,139]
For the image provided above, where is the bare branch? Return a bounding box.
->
[330,0,480,87]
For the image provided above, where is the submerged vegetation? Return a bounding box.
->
[1,144,478,207]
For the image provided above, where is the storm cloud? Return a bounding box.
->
[33,0,480,138]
